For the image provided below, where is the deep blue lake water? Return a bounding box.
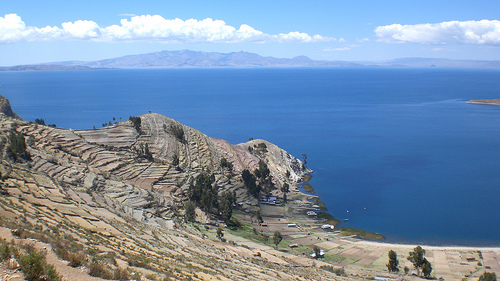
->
[1,67,499,246]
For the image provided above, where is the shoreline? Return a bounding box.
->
[248,189,500,280]
[250,187,500,279]
[358,239,500,251]
[286,176,500,250]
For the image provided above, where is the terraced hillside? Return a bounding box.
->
[0,96,351,281]
[7,110,310,220]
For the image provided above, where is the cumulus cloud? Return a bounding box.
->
[375,20,500,45]
[0,13,331,44]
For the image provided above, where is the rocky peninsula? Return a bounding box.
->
[468,99,500,106]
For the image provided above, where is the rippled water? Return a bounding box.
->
[2,67,500,245]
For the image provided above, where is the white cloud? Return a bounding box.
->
[62,20,101,39]
[0,13,331,44]
[323,43,362,52]
[273,31,329,43]
[375,20,500,45]
[119,13,137,17]
[323,47,351,51]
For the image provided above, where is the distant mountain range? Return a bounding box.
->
[2,50,500,70]
[54,50,359,68]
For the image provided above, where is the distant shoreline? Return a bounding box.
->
[468,99,500,106]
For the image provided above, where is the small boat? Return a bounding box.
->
[343,219,349,222]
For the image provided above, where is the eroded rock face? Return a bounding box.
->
[0,94,21,119]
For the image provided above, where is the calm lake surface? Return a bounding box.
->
[1,67,499,246]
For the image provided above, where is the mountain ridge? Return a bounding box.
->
[55,49,359,68]
[2,50,500,70]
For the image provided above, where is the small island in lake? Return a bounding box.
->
[468,99,500,106]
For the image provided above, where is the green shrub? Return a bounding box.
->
[220,157,233,170]
[320,265,345,276]
[332,267,346,276]
[35,119,46,125]
[19,251,60,281]
[227,217,241,230]
[0,239,13,261]
[127,253,151,269]
[169,124,185,142]
[7,131,31,162]
[113,267,131,281]
[68,252,85,267]
[479,272,497,281]
[89,260,112,279]
[320,265,334,272]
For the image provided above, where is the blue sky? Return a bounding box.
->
[1,0,500,65]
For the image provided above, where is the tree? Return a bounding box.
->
[254,160,270,179]
[302,153,307,164]
[129,116,141,133]
[421,258,432,278]
[479,272,497,281]
[241,169,260,197]
[273,231,283,249]
[255,210,263,224]
[216,227,224,240]
[386,250,399,273]
[313,245,321,259]
[220,157,233,170]
[407,246,426,276]
[219,191,236,223]
[281,183,290,193]
[171,153,179,167]
[188,172,218,213]
[7,131,31,162]
[34,118,45,125]
[184,200,195,221]
[136,142,153,161]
